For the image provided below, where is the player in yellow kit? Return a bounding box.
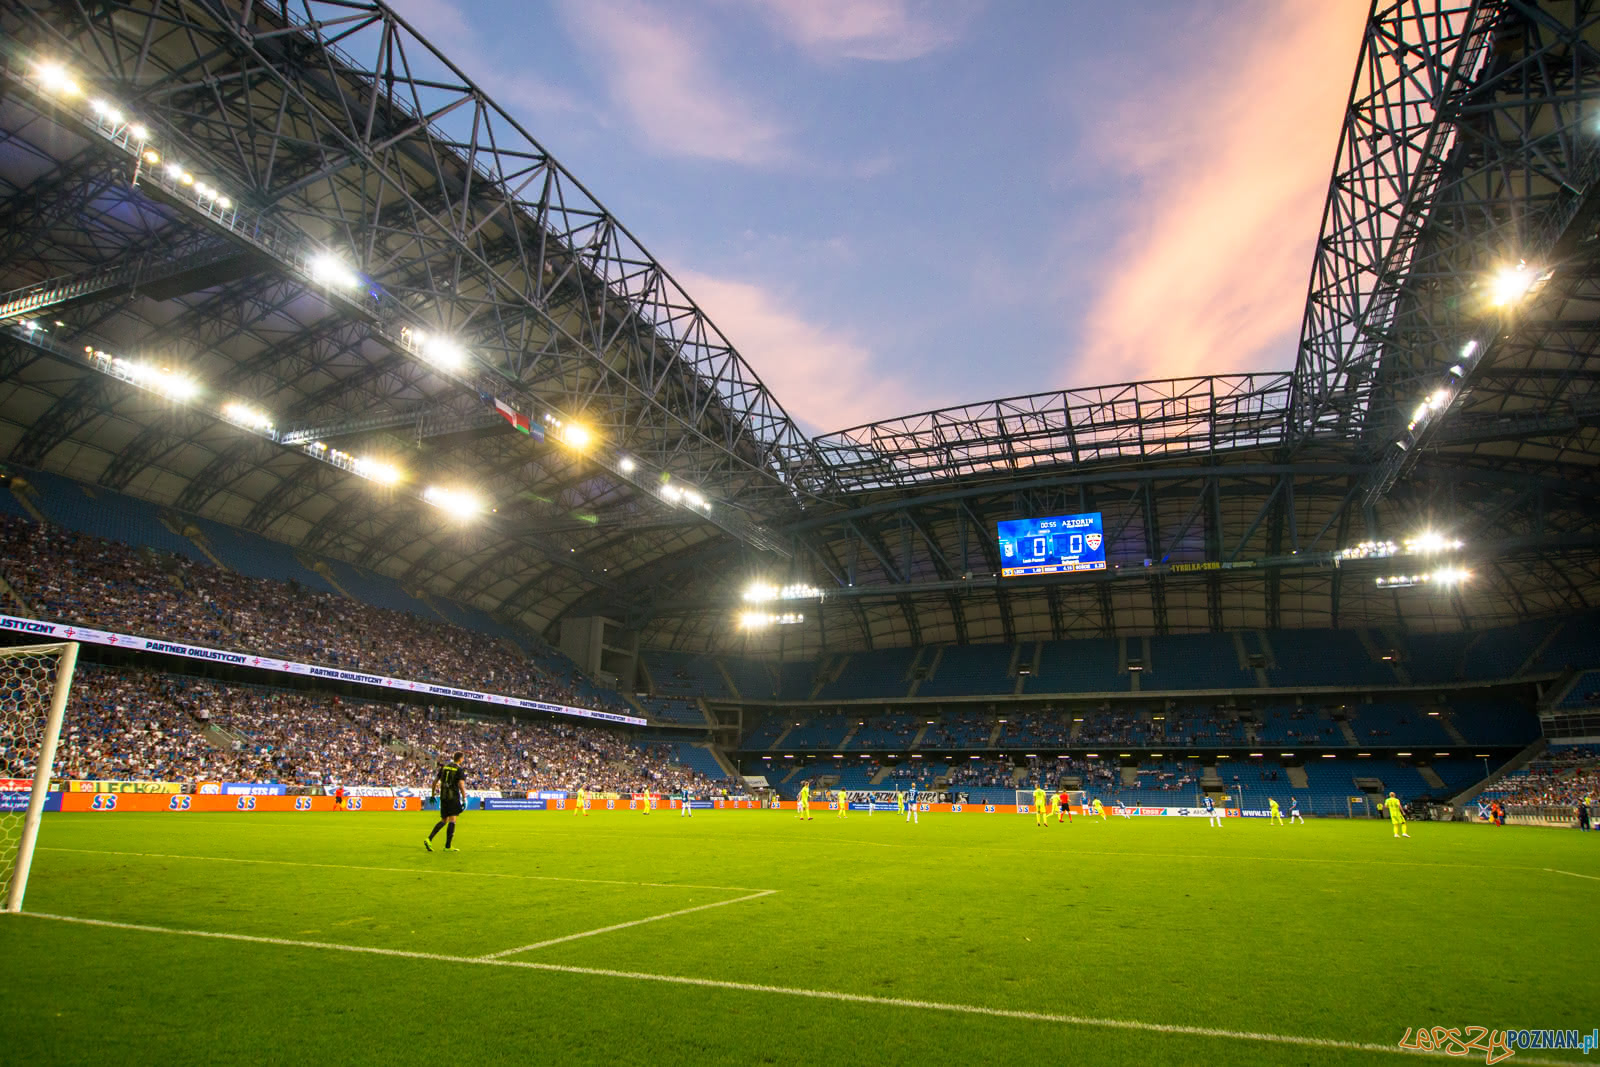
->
[896,788,905,816]
[1269,797,1283,826]
[1384,791,1409,838]
[576,787,589,816]
[836,787,848,819]
[1091,797,1106,821]
[1033,784,1048,827]
[797,782,813,821]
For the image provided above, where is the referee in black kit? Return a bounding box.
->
[424,752,467,852]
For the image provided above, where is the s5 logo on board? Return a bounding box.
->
[167,795,192,811]
[347,797,362,811]
[236,796,257,811]
[294,796,314,811]
[91,794,118,810]
[391,798,406,811]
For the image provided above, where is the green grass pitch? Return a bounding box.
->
[1,810,1595,1065]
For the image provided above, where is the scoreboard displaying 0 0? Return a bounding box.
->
[997,512,1106,577]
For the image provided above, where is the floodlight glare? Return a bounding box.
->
[743,582,778,603]
[1487,262,1539,307]
[423,486,483,519]
[222,401,274,431]
[618,456,636,473]
[36,63,79,96]
[559,422,592,450]
[1430,566,1471,586]
[309,253,360,289]
[129,124,150,143]
[141,149,160,165]
[407,331,466,372]
[1403,531,1464,554]
[352,457,401,486]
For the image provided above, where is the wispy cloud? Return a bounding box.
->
[733,0,971,61]
[1073,0,1367,386]
[386,0,586,117]
[675,269,927,434]
[556,0,786,165]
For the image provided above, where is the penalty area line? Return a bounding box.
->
[9,911,1578,1066]
[1545,867,1600,882]
[36,847,773,894]
[479,890,777,958]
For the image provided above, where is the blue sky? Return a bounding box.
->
[388,0,1368,435]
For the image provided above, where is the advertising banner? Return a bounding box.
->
[60,792,420,813]
[0,791,60,812]
[222,783,288,795]
[343,786,396,797]
[482,797,547,811]
[0,612,644,726]
[68,780,182,794]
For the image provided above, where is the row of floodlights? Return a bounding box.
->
[742,582,823,603]
[1375,567,1471,589]
[739,611,805,630]
[1335,531,1464,562]
[29,58,722,527]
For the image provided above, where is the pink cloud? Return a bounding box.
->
[674,269,927,433]
[1074,1,1369,386]
[556,0,786,165]
[734,0,969,61]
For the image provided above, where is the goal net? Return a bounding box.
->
[1,642,79,913]
[1015,788,1087,811]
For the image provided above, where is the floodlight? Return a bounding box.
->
[1487,262,1539,307]
[1430,566,1470,586]
[682,489,705,508]
[222,402,273,431]
[217,196,232,211]
[1461,340,1477,359]
[618,456,636,473]
[129,124,149,143]
[35,63,79,96]
[141,149,160,164]
[423,486,483,519]
[739,611,772,630]
[309,253,360,289]
[559,422,592,450]
[164,162,183,179]
[409,331,466,372]
[1403,531,1463,554]
[1449,364,1464,377]
[90,100,123,125]
[352,457,401,486]
[743,582,778,603]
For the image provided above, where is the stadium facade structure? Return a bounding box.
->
[0,0,1597,676]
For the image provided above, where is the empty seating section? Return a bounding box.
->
[18,470,209,563]
[1162,707,1246,746]
[848,714,918,750]
[741,713,789,750]
[722,657,777,700]
[638,696,706,726]
[1254,706,1334,746]
[1459,619,1555,681]
[918,644,1014,697]
[1265,629,1392,688]
[186,517,337,593]
[1536,614,1600,672]
[1147,634,1253,690]
[1446,700,1537,745]
[781,714,856,750]
[919,711,993,749]
[778,661,815,700]
[1026,638,1121,694]
[996,712,1070,747]
[1557,671,1600,709]
[644,651,732,699]
[324,560,430,616]
[1403,631,1473,685]
[816,648,918,700]
[659,742,731,781]
[1075,711,1150,745]
[1349,702,1452,746]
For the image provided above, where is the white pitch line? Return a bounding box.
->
[1545,867,1600,882]
[37,847,773,893]
[479,890,777,958]
[11,911,1578,1067]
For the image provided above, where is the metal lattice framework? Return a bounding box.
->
[0,0,1597,655]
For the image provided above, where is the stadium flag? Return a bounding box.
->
[483,393,544,441]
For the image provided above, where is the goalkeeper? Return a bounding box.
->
[424,751,466,852]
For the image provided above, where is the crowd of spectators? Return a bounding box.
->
[0,514,627,714]
[48,665,720,794]
[1480,745,1599,807]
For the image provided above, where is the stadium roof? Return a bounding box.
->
[0,0,1597,654]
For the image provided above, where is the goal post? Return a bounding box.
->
[1,641,79,914]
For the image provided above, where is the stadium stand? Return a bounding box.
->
[1535,614,1600,673]
[1025,638,1121,694]
[635,696,708,727]
[1457,619,1555,681]
[1147,634,1255,690]
[1263,629,1393,688]
[642,650,733,700]
[1556,671,1600,709]
[0,512,626,712]
[1479,744,1599,806]
[60,664,719,794]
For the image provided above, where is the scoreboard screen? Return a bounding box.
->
[997,512,1106,577]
